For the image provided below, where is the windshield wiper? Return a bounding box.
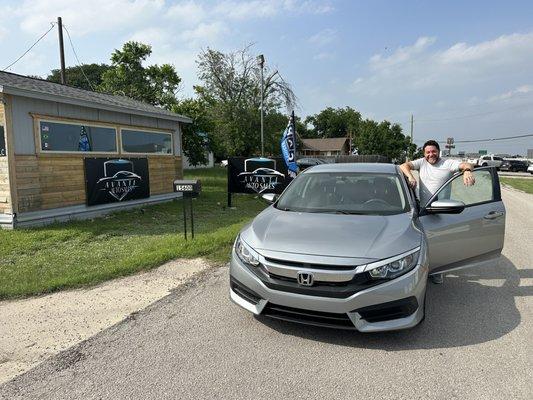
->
[309,209,365,215]
[278,206,295,212]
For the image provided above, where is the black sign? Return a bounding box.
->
[0,126,6,157]
[174,179,202,197]
[228,157,293,195]
[85,158,150,206]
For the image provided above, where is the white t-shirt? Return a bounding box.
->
[411,157,461,206]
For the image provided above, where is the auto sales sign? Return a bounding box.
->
[227,157,293,195]
[85,158,150,206]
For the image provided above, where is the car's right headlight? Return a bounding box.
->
[367,248,420,280]
[234,235,260,267]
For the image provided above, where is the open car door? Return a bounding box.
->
[419,167,505,275]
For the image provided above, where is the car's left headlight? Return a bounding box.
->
[234,235,260,267]
[367,249,420,280]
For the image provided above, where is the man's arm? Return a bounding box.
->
[459,162,475,186]
[400,161,418,189]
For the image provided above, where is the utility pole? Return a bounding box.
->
[57,17,66,85]
[257,54,265,157]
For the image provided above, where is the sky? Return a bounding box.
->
[1,0,533,155]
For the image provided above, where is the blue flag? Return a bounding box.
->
[281,114,298,178]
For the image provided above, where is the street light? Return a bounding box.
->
[257,54,265,157]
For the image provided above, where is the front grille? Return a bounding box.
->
[264,257,356,271]
[230,277,262,305]
[262,303,355,329]
[353,297,419,323]
[252,265,379,298]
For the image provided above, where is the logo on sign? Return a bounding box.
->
[96,159,141,201]
[238,168,285,194]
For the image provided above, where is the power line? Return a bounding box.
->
[449,133,533,143]
[62,24,95,91]
[414,133,533,144]
[3,23,56,71]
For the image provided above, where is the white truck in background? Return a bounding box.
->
[466,154,504,168]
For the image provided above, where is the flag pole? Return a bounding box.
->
[291,110,297,166]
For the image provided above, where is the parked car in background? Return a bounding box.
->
[230,163,505,332]
[296,157,328,171]
[500,159,528,172]
[528,164,533,174]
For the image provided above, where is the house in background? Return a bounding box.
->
[300,137,350,157]
[0,71,191,228]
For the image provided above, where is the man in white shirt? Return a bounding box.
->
[400,140,475,283]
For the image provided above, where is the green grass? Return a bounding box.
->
[0,167,267,299]
[500,177,533,194]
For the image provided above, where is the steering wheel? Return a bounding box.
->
[363,198,390,206]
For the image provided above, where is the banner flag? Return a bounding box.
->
[280,112,298,178]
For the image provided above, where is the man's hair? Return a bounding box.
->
[423,140,440,152]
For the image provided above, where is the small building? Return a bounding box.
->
[300,137,350,157]
[0,72,191,228]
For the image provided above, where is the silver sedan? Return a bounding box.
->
[230,163,505,332]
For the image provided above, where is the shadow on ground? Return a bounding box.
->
[256,255,530,350]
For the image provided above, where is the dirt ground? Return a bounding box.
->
[0,258,213,384]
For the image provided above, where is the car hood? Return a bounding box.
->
[241,207,422,261]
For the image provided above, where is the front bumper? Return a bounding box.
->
[229,251,428,332]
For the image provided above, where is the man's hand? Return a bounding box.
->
[408,177,417,189]
[463,170,475,186]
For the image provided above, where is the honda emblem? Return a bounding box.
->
[297,271,314,286]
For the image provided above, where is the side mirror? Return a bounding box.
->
[261,193,277,204]
[425,199,465,214]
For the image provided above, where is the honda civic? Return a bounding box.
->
[229,163,505,332]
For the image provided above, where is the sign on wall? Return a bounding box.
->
[228,157,293,195]
[85,158,150,206]
[0,126,6,157]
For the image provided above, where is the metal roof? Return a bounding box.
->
[0,71,191,123]
[301,137,349,151]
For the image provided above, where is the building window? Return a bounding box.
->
[40,120,117,153]
[121,129,173,154]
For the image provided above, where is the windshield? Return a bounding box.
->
[276,172,410,215]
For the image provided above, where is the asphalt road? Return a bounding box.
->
[1,188,532,400]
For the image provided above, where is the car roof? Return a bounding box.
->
[302,162,399,174]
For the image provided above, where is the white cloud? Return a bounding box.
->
[313,52,335,61]
[488,84,533,102]
[352,32,533,96]
[179,22,229,44]
[165,1,206,25]
[308,28,337,47]
[129,28,169,46]
[212,0,333,20]
[17,0,165,37]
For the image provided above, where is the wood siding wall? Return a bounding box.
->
[0,102,11,214]
[15,155,183,213]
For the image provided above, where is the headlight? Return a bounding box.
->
[234,235,260,267]
[368,250,419,280]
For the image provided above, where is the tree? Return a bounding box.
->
[356,120,414,161]
[304,107,362,139]
[46,64,111,91]
[99,41,181,109]
[195,45,297,158]
[172,98,214,166]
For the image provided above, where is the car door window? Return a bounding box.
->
[435,169,493,206]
